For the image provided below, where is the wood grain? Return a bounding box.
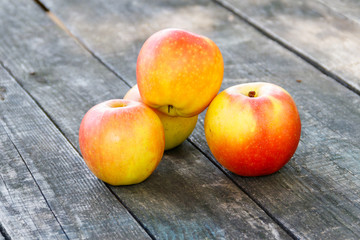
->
[0,0,291,239]
[36,0,360,239]
[214,0,360,94]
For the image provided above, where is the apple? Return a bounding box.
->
[124,85,198,150]
[79,99,165,185]
[204,82,301,176]
[137,28,224,117]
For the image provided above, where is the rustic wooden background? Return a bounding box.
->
[0,0,359,239]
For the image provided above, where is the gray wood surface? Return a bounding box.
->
[317,0,360,24]
[37,0,360,239]
[215,0,360,94]
[0,67,149,239]
[0,0,291,239]
[0,70,67,240]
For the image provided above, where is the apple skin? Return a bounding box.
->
[137,28,224,117]
[79,99,165,185]
[124,85,198,150]
[204,82,301,176]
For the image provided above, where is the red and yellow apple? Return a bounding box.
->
[124,85,198,150]
[204,82,301,176]
[79,99,165,185]
[137,28,224,117]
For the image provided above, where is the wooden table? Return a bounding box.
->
[1,0,359,239]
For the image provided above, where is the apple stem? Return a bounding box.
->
[248,91,256,98]
[168,105,173,113]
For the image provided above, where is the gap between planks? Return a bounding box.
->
[211,0,360,96]
[32,0,133,89]
[0,223,10,240]
[48,10,133,90]
[34,0,91,53]
[30,0,298,238]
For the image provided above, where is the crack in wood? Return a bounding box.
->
[32,0,49,12]
[0,222,11,240]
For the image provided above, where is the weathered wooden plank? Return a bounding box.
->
[0,59,149,239]
[0,80,67,240]
[317,0,360,25]
[36,0,360,239]
[214,0,360,94]
[0,0,291,239]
